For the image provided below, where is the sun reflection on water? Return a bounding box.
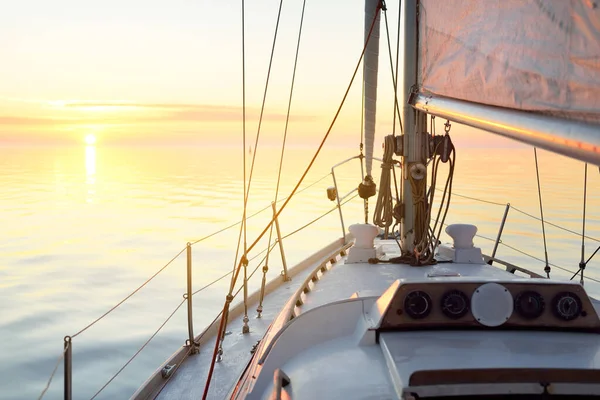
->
[85,145,96,202]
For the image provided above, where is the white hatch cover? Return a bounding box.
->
[471,282,513,327]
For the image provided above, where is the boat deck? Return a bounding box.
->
[141,238,351,400]
[140,239,600,400]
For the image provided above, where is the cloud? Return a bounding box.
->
[0,103,317,125]
[62,102,241,111]
[62,102,316,122]
[0,116,77,126]
[0,100,317,125]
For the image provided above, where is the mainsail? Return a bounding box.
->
[412,0,600,165]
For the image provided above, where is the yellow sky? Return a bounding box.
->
[0,0,516,148]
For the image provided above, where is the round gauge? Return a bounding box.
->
[403,291,432,319]
[441,290,470,319]
[514,291,545,319]
[552,292,582,321]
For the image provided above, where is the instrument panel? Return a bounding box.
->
[379,281,600,331]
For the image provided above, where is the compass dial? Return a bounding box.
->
[514,291,545,319]
[552,292,582,321]
[403,291,432,319]
[441,290,470,319]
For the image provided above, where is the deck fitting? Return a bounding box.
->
[242,315,250,334]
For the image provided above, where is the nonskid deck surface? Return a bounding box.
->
[298,241,522,314]
[153,239,495,399]
[153,239,600,400]
[154,268,311,400]
[154,239,352,400]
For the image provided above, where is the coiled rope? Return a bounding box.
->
[373,135,397,232]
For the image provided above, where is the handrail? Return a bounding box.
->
[445,188,600,244]
[38,167,365,400]
[38,171,342,400]
[499,241,600,284]
[88,299,186,400]
[441,190,600,284]
[482,255,544,278]
[282,193,359,240]
[43,168,599,399]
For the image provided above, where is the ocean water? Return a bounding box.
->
[2,144,600,400]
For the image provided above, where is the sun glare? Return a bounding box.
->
[85,134,97,145]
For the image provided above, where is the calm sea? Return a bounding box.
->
[2,145,600,399]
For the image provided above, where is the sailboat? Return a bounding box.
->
[44,1,600,399]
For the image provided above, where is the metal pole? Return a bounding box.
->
[272,202,290,281]
[331,168,346,242]
[64,336,72,400]
[400,0,427,252]
[186,243,199,354]
[489,203,510,265]
[242,256,250,334]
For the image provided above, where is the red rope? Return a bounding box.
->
[201,5,382,399]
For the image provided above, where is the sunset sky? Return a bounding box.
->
[0,0,516,148]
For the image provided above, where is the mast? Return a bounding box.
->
[400,0,428,252]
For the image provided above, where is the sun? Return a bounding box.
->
[84,134,97,145]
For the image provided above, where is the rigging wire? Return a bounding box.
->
[579,162,588,284]
[37,344,69,400]
[571,163,589,284]
[89,299,186,400]
[70,247,186,339]
[246,0,285,336]
[40,171,331,396]
[243,0,284,235]
[510,205,600,244]
[533,148,551,278]
[202,9,382,399]
[417,122,454,262]
[393,0,401,136]
[282,193,360,240]
[382,3,403,135]
[229,0,248,299]
[361,73,368,223]
[394,1,403,221]
[220,0,249,374]
[259,0,307,316]
[501,242,600,284]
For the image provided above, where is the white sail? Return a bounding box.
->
[363,0,381,177]
[418,0,600,123]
